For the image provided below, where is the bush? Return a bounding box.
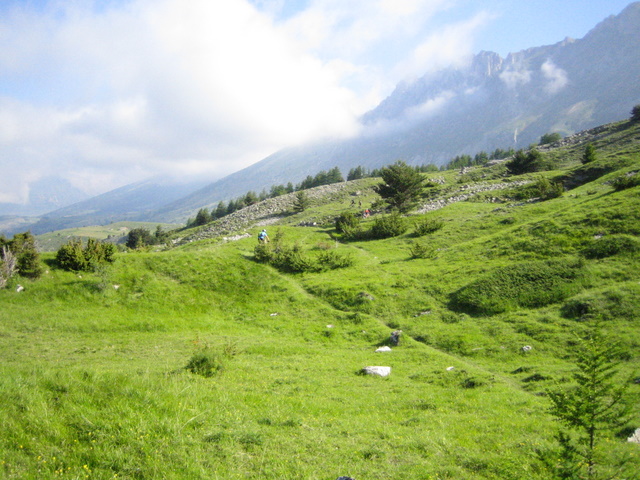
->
[254,240,353,273]
[450,258,584,315]
[316,250,355,270]
[335,211,360,233]
[510,176,564,201]
[56,238,117,272]
[2,232,43,279]
[581,234,640,259]
[506,148,548,175]
[413,217,444,236]
[370,213,408,239]
[611,172,640,191]
[185,350,224,377]
[409,241,436,259]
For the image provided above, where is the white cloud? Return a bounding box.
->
[499,67,532,89]
[392,11,493,81]
[0,0,362,203]
[0,0,492,205]
[541,59,569,94]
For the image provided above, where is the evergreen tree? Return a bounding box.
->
[194,208,212,226]
[126,228,153,249]
[215,201,227,219]
[8,232,42,279]
[374,161,426,213]
[631,104,640,123]
[582,143,597,164]
[540,132,562,145]
[244,191,258,206]
[327,166,344,183]
[270,184,287,198]
[292,191,310,213]
[506,148,547,175]
[546,327,634,480]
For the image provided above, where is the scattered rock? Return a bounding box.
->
[521,345,532,353]
[270,313,279,317]
[358,292,375,301]
[628,428,640,444]
[326,324,334,329]
[16,284,24,292]
[113,284,120,290]
[390,330,402,346]
[337,477,355,480]
[361,366,391,377]
[446,366,455,371]
[375,346,392,353]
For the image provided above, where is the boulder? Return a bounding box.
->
[390,330,402,346]
[361,366,391,377]
[375,346,392,352]
[628,428,640,444]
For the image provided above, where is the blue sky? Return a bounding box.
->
[0,0,635,204]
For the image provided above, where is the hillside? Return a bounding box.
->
[10,2,640,232]
[143,2,640,223]
[1,119,639,479]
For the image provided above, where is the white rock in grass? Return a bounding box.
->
[362,366,391,377]
[16,285,24,292]
[375,346,392,352]
[628,428,640,444]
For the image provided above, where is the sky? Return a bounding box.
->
[0,0,634,204]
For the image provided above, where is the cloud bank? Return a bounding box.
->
[0,0,491,204]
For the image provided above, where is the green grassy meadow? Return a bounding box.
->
[2,121,640,479]
[36,222,180,252]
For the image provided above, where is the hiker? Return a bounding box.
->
[258,229,269,243]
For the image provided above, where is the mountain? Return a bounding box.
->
[13,177,209,235]
[147,2,640,222]
[11,2,640,231]
[0,176,89,217]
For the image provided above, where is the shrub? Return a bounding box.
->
[409,241,436,259]
[56,238,117,272]
[413,217,444,236]
[2,232,43,279]
[369,213,408,239]
[316,250,355,270]
[450,258,584,315]
[335,211,360,233]
[254,240,353,273]
[582,143,597,164]
[506,148,548,175]
[581,234,640,259]
[185,350,224,378]
[511,176,563,200]
[611,172,640,191]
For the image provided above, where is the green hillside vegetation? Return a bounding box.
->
[36,222,180,252]
[1,119,640,479]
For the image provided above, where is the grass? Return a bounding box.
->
[1,120,640,479]
[35,222,180,252]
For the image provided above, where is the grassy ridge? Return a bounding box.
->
[1,120,640,479]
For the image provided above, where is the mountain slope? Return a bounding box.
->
[147,2,640,223]
[2,120,639,479]
[18,177,208,235]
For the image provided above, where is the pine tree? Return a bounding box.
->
[582,144,597,164]
[546,327,634,480]
[373,160,426,213]
[292,191,310,213]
